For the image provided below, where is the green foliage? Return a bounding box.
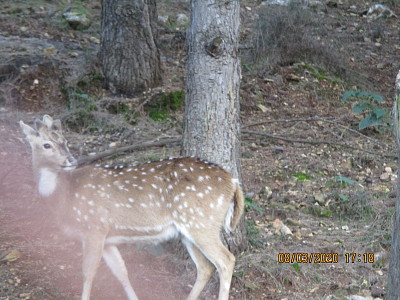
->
[148,90,184,121]
[292,263,301,273]
[244,197,264,215]
[309,206,333,218]
[342,90,388,131]
[335,176,355,187]
[245,220,264,248]
[292,172,312,180]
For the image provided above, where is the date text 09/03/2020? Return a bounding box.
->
[277,253,375,264]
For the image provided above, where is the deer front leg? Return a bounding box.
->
[103,245,139,300]
[81,235,106,300]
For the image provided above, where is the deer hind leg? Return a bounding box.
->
[189,234,236,300]
[102,245,138,300]
[81,235,106,300]
[183,238,216,300]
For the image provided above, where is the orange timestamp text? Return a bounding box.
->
[277,253,375,264]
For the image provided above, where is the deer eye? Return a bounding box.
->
[43,143,52,149]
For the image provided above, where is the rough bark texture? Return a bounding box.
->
[181,0,247,253]
[387,70,400,300]
[99,0,162,96]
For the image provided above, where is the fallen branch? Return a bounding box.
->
[243,115,390,149]
[77,137,181,166]
[76,126,395,167]
[242,130,397,158]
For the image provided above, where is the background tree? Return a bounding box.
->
[99,0,162,96]
[181,0,246,252]
[387,70,400,299]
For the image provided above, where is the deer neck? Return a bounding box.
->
[37,168,59,197]
[33,164,72,199]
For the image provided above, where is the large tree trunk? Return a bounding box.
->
[99,0,162,96]
[181,0,247,253]
[387,70,400,299]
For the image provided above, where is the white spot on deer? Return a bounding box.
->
[140,203,148,208]
[138,186,143,190]
[166,203,172,208]
[141,172,147,175]
[77,210,82,216]
[198,176,204,182]
[210,203,215,209]
[133,176,138,179]
[76,218,81,222]
[161,196,165,202]
[200,166,204,170]
[83,215,88,221]
[210,216,215,221]
[151,184,158,189]
[126,204,132,208]
[74,193,79,198]
[178,205,183,210]
[142,178,147,183]
[124,180,130,184]
[173,171,178,178]
[205,189,210,195]
[189,208,194,214]
[155,202,161,207]
[104,164,110,168]
[196,192,204,199]
[148,194,154,200]
[174,195,180,202]
[89,209,95,215]
[159,188,163,194]
[100,217,106,223]
[180,215,187,223]
[200,223,206,228]
[180,192,186,197]
[205,175,211,180]
[72,206,77,211]
[190,167,194,172]
[126,168,132,172]
[128,198,135,203]
[119,172,124,175]
[168,184,173,190]
[150,168,155,172]
[172,211,178,218]
[115,203,121,208]
[183,202,188,208]
[207,186,213,190]
[217,177,222,182]
[217,194,225,207]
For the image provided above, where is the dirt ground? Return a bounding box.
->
[1,0,400,299]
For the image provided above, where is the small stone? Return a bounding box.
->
[176,14,189,26]
[89,36,100,44]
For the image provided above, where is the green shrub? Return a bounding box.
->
[342,90,388,131]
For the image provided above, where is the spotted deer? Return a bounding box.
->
[20,115,244,300]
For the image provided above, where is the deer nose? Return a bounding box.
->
[64,155,78,168]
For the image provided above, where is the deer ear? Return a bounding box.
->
[34,119,46,132]
[42,115,54,129]
[19,121,38,139]
[51,119,62,133]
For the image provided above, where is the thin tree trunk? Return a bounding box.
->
[181,0,247,253]
[387,70,400,299]
[99,0,162,96]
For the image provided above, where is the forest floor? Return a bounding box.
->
[0,0,400,299]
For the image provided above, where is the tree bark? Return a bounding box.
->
[181,0,247,253]
[387,70,400,300]
[99,0,162,96]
